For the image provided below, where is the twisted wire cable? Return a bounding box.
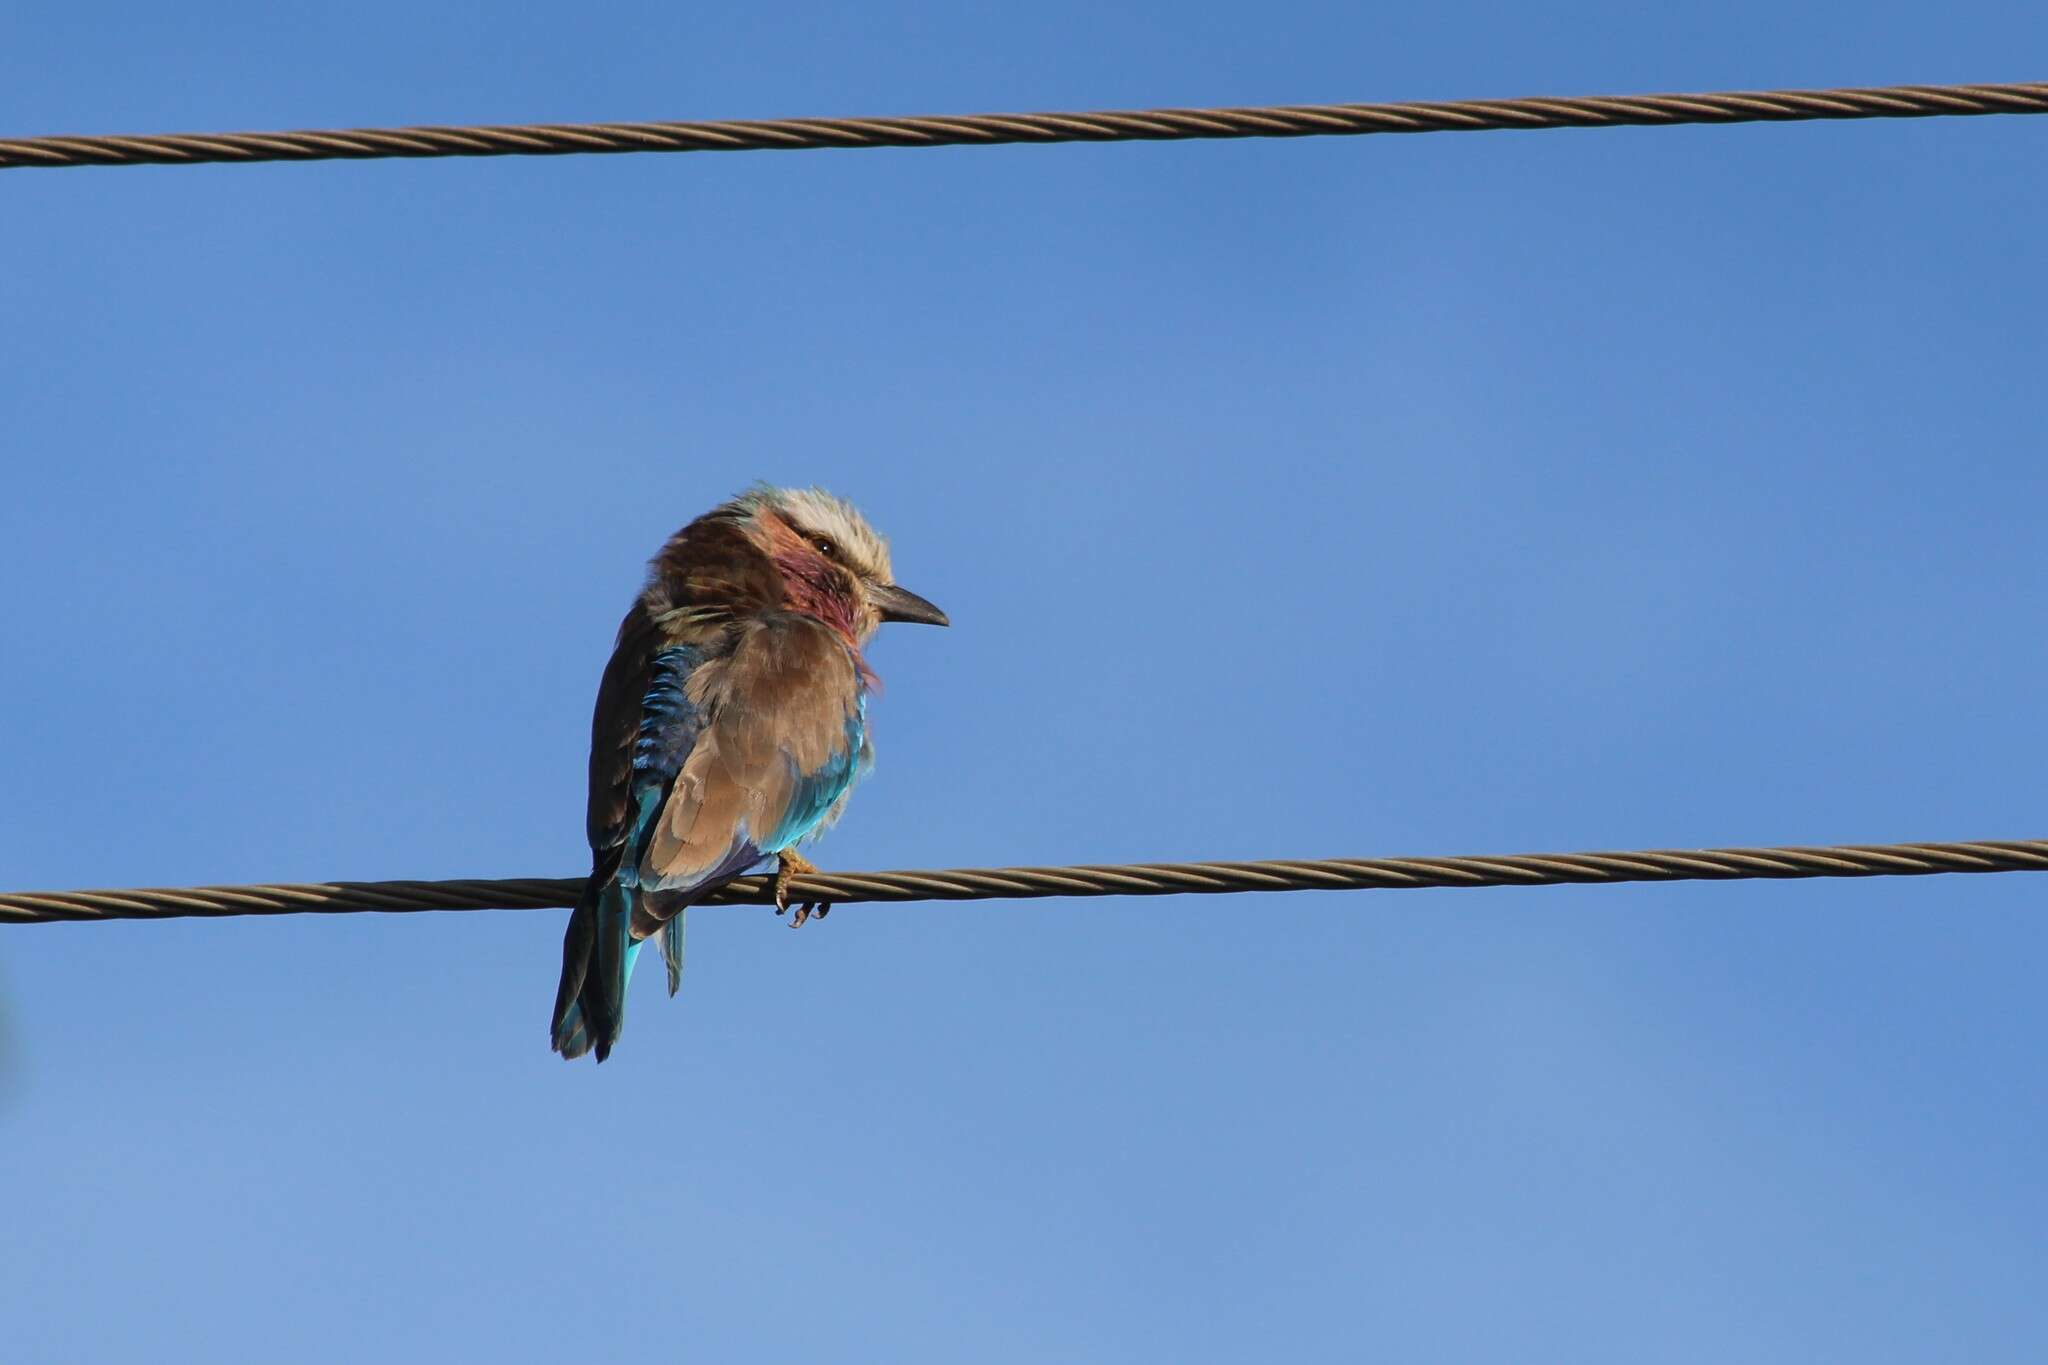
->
[6,837,2046,925]
[3,80,2044,173]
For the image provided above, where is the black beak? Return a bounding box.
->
[870,583,950,627]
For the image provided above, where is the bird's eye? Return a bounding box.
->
[811,535,838,560]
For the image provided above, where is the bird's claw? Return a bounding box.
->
[773,851,831,928]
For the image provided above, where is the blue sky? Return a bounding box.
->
[4,4,2046,1361]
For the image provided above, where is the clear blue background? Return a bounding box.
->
[3,5,2045,1361]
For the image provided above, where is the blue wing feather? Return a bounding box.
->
[629,647,706,824]
[609,647,708,1006]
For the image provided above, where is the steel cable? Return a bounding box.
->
[6,837,2046,924]
[3,79,2044,173]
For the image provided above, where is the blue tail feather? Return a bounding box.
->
[662,911,686,996]
[551,879,645,1061]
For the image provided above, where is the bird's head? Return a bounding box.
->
[739,486,949,644]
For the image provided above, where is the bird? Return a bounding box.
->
[550,485,949,1061]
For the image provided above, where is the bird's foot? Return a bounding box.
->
[774,850,833,927]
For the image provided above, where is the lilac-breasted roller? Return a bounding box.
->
[550,486,948,1061]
